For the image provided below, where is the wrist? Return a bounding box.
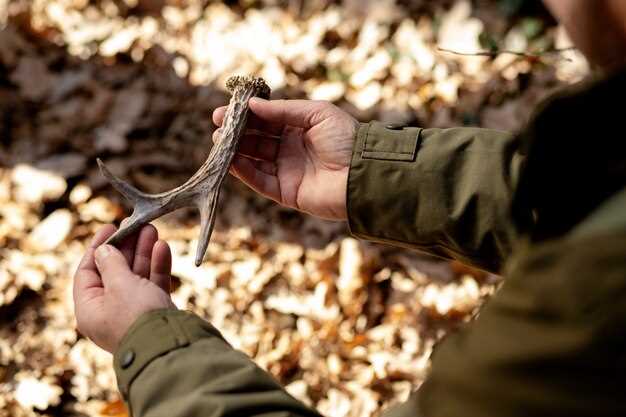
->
[346,121,423,240]
[331,118,359,221]
[114,306,178,355]
[113,309,213,399]
[330,167,349,221]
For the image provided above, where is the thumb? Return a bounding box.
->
[95,244,134,287]
[249,98,330,129]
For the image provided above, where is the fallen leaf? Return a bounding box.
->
[10,56,55,101]
[14,375,63,410]
[26,209,75,252]
[11,165,67,205]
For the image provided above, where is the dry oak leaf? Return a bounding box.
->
[11,165,67,205]
[26,209,75,252]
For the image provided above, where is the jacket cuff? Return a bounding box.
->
[347,121,422,242]
[113,309,226,399]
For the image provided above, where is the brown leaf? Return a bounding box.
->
[25,209,75,252]
[35,153,88,179]
[10,56,56,101]
[100,399,129,417]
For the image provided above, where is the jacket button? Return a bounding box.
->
[385,123,405,130]
[120,350,135,369]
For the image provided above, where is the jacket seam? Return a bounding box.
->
[365,150,415,155]
[346,123,369,236]
[362,122,372,156]
[353,229,499,273]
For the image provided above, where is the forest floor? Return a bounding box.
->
[0,1,587,416]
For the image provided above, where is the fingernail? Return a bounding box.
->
[95,245,111,264]
[250,97,266,104]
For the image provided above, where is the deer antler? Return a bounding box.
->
[97,76,271,266]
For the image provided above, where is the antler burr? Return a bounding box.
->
[97,75,271,266]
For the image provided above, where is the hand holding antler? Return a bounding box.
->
[98,76,271,266]
[212,98,358,221]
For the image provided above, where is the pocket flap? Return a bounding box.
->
[362,122,422,161]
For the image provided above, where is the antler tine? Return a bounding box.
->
[98,75,271,266]
[97,158,146,204]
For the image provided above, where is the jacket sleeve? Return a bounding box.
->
[114,309,322,417]
[412,231,626,417]
[347,122,524,273]
[382,188,626,417]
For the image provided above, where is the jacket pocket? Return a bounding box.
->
[361,122,422,162]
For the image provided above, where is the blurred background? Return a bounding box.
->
[0,0,588,416]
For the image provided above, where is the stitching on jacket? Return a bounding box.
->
[362,127,421,161]
[362,122,372,156]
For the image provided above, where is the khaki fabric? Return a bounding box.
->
[347,122,521,273]
[115,309,322,417]
[113,71,626,417]
[417,230,626,417]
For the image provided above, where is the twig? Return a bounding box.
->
[437,46,577,62]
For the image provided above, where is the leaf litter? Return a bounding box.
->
[0,1,586,416]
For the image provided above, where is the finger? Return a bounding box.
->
[74,248,104,302]
[132,224,158,278]
[212,106,227,127]
[230,155,282,203]
[95,244,135,288]
[213,129,280,162]
[252,159,277,176]
[150,240,172,293]
[238,133,280,161]
[81,224,118,273]
[214,106,284,136]
[74,225,117,303]
[90,224,118,248]
[117,220,140,266]
[249,98,330,130]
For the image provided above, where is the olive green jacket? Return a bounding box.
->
[113,71,626,417]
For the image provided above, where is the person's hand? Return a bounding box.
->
[213,98,359,221]
[73,224,175,353]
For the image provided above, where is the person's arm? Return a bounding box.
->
[114,309,322,417]
[212,100,524,274]
[74,225,323,417]
[397,193,626,417]
[348,122,524,273]
[77,212,626,417]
